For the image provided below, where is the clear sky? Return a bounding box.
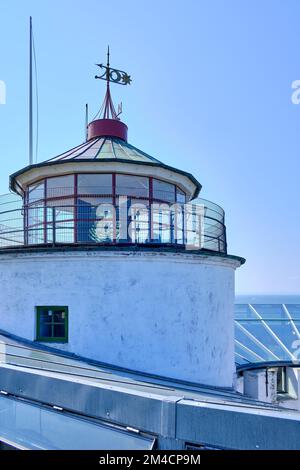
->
[0,0,299,294]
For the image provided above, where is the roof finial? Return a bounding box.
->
[107,45,110,68]
[95,49,132,120]
[106,45,110,90]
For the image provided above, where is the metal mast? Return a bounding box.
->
[29,16,33,166]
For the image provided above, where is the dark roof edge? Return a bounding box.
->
[237,360,300,372]
[0,244,245,264]
[9,158,202,199]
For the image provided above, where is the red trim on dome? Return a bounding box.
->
[87,119,128,141]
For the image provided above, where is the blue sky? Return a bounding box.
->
[0,0,299,294]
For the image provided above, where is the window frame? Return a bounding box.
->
[25,173,187,245]
[36,306,69,343]
[276,366,288,394]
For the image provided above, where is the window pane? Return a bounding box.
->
[116,175,149,198]
[77,196,112,207]
[46,202,75,244]
[77,197,114,243]
[53,324,66,338]
[47,175,74,199]
[28,181,44,203]
[277,367,287,393]
[53,311,66,322]
[152,204,171,243]
[153,179,175,203]
[39,322,52,338]
[77,174,112,196]
[27,204,45,245]
[46,198,74,208]
[128,200,150,243]
[176,188,186,204]
[39,309,53,337]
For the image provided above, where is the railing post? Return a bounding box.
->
[52,206,56,246]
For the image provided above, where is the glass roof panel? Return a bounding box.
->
[235,343,260,363]
[77,139,104,159]
[235,304,256,320]
[285,305,300,319]
[235,301,300,366]
[235,353,249,365]
[238,320,291,361]
[252,304,287,320]
[264,320,298,353]
[234,324,272,361]
[112,141,127,159]
[98,141,114,159]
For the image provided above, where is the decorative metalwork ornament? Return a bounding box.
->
[95,47,132,86]
[93,47,132,121]
[95,65,132,85]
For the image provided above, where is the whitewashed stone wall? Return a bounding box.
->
[0,250,241,387]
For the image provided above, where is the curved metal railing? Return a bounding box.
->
[0,193,227,253]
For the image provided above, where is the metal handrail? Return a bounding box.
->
[0,195,227,253]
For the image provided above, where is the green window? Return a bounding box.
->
[36,306,68,343]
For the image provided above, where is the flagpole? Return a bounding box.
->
[29,16,33,166]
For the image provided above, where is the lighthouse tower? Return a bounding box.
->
[0,53,244,388]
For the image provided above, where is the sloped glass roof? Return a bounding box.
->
[235,296,300,368]
[46,137,163,164]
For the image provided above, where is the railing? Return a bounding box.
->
[0,193,227,253]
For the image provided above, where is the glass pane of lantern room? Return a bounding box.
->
[152,205,171,243]
[116,175,149,199]
[173,204,184,244]
[46,175,74,199]
[76,197,114,243]
[92,201,115,243]
[128,200,150,243]
[77,174,112,196]
[27,204,45,244]
[176,188,186,204]
[153,179,175,203]
[28,181,45,203]
[46,200,75,244]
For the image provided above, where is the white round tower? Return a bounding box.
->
[0,54,244,388]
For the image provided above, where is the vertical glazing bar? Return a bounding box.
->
[149,177,153,242]
[174,187,177,244]
[24,190,28,246]
[112,173,116,242]
[44,179,47,244]
[52,206,56,246]
[74,174,78,243]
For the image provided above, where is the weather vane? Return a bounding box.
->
[95,46,132,86]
